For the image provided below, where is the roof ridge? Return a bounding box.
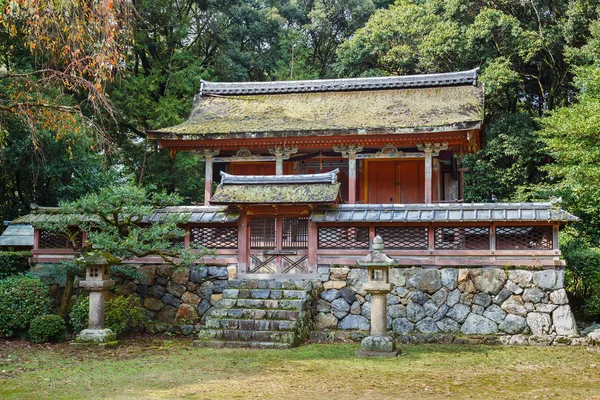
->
[200,68,479,96]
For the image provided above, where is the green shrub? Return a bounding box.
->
[0,275,49,336]
[0,251,32,280]
[29,314,67,343]
[69,294,145,336]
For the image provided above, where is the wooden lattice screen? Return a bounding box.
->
[496,226,553,250]
[38,229,82,249]
[189,226,237,249]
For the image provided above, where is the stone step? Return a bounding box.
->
[222,288,308,300]
[205,317,298,331]
[198,328,296,344]
[208,308,300,321]
[193,340,292,349]
[227,279,313,291]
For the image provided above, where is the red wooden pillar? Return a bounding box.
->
[308,220,318,273]
[417,142,448,204]
[237,211,248,274]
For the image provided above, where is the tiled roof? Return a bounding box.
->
[310,203,578,223]
[220,169,338,185]
[0,224,34,247]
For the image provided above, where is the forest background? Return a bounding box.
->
[1,0,600,316]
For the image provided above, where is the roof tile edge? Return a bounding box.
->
[200,68,479,96]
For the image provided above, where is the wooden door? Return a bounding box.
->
[248,216,309,275]
[397,161,424,203]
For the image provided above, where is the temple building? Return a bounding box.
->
[18,69,580,346]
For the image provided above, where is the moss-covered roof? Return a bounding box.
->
[150,85,484,138]
[210,183,340,204]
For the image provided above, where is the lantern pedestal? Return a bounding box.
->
[355,236,400,357]
[75,252,117,344]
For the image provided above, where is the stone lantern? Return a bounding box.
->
[75,252,118,343]
[356,236,400,357]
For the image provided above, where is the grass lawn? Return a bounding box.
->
[1,337,600,399]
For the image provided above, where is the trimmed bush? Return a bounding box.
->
[29,315,67,343]
[0,251,31,280]
[69,294,145,336]
[0,275,49,336]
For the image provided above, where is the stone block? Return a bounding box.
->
[501,295,527,317]
[483,304,506,324]
[441,268,458,290]
[157,264,173,277]
[499,314,527,334]
[76,329,116,343]
[321,289,340,302]
[410,291,429,305]
[552,305,578,336]
[423,300,438,317]
[432,304,449,321]
[331,297,351,319]
[222,289,239,299]
[137,265,157,286]
[318,265,330,281]
[161,293,181,308]
[522,287,548,303]
[117,281,137,295]
[504,279,523,294]
[431,289,448,306]
[389,268,406,287]
[436,318,458,333]
[358,335,397,354]
[458,269,469,283]
[347,268,368,296]
[388,304,406,319]
[473,293,492,307]
[338,314,370,331]
[446,289,460,307]
[406,302,426,323]
[227,265,237,280]
[330,267,350,281]
[208,266,228,280]
[157,305,177,323]
[446,303,470,323]
[470,268,506,295]
[196,299,211,317]
[535,303,557,313]
[406,269,442,294]
[416,317,439,334]
[167,282,186,298]
[340,287,357,304]
[471,305,485,315]
[533,270,561,290]
[550,289,569,305]
[181,292,201,307]
[175,304,197,323]
[148,284,166,299]
[144,297,164,312]
[508,270,533,288]
[189,267,207,283]
[171,268,189,285]
[493,289,512,305]
[315,312,338,330]
[351,301,361,315]
[461,314,498,335]
[392,318,414,334]
[323,280,346,290]
[527,312,552,335]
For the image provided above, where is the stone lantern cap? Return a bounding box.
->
[356,236,397,267]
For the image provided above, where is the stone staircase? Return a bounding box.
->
[193,279,315,349]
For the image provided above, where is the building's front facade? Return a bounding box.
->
[18,69,580,346]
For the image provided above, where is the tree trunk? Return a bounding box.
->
[59,269,76,318]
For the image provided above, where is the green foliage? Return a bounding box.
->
[0,251,31,280]
[463,113,547,202]
[69,295,145,336]
[0,275,49,336]
[28,314,67,343]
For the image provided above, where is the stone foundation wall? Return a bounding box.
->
[313,266,578,338]
[111,265,230,333]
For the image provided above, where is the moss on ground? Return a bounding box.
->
[1,338,599,399]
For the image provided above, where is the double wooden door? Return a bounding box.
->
[248,216,310,275]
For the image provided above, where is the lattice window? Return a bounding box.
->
[190,226,237,249]
[250,217,276,249]
[38,229,82,249]
[434,227,490,250]
[282,217,308,249]
[375,226,428,250]
[496,226,553,250]
[318,226,370,249]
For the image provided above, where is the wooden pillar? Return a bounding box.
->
[333,144,363,204]
[238,211,248,274]
[269,146,298,176]
[417,142,448,204]
[200,149,219,206]
[308,220,318,273]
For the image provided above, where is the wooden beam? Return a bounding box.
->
[348,152,357,204]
